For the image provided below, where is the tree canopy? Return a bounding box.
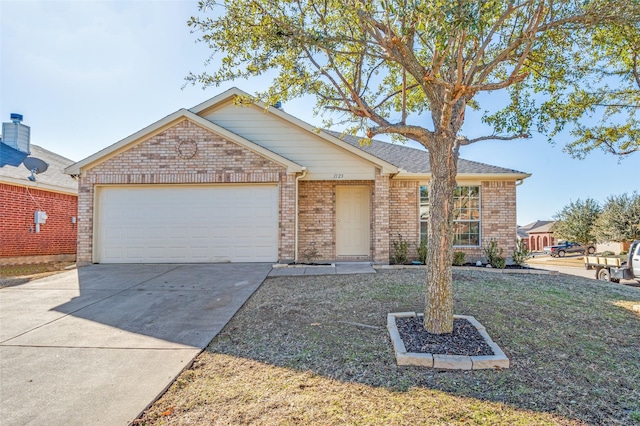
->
[188,0,639,333]
[552,198,602,245]
[530,21,640,158]
[592,192,640,243]
[189,0,638,151]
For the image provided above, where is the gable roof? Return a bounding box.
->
[325,130,530,179]
[65,108,305,175]
[66,87,530,181]
[517,220,555,239]
[527,221,555,234]
[190,87,399,175]
[0,143,77,195]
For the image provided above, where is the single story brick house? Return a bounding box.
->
[1,117,78,264]
[65,88,530,265]
[520,220,556,252]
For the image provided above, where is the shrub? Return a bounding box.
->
[391,235,408,265]
[453,251,466,266]
[512,240,531,266]
[492,256,506,269]
[620,250,628,255]
[601,250,615,257]
[416,237,427,265]
[484,239,506,269]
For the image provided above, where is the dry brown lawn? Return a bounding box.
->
[135,269,640,425]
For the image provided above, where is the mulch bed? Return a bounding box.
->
[396,316,494,356]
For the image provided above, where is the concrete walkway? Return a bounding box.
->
[0,263,272,426]
[268,262,376,277]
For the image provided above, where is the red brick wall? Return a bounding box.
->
[529,232,554,251]
[0,183,77,257]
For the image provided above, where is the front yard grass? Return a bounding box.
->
[136,269,640,425]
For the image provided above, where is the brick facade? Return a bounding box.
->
[77,119,288,264]
[384,180,518,264]
[529,232,555,251]
[76,119,520,265]
[373,171,390,263]
[298,180,377,261]
[0,183,77,258]
[389,180,420,261]
[448,180,518,262]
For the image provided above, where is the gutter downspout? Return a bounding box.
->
[294,168,308,263]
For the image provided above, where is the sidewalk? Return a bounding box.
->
[269,262,375,277]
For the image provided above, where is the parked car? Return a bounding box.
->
[549,242,596,257]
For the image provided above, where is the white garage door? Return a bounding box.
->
[96,185,278,263]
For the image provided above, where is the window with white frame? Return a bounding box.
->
[419,185,481,246]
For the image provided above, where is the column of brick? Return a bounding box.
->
[388,180,420,262]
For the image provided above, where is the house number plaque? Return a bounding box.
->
[333,173,344,179]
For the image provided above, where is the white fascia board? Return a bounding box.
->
[392,172,532,181]
[0,176,78,196]
[64,107,304,175]
[189,87,247,114]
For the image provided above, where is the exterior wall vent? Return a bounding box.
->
[2,113,31,154]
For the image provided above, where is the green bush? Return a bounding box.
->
[493,256,506,269]
[512,240,531,266]
[619,250,628,256]
[601,250,615,257]
[416,237,427,265]
[391,235,408,265]
[484,239,506,269]
[453,251,466,266]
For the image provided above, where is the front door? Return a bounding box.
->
[336,186,370,256]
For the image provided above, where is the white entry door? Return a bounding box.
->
[336,186,370,256]
[96,185,278,263]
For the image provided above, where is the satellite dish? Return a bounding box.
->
[22,157,49,182]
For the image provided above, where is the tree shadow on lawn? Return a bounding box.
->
[143,269,640,425]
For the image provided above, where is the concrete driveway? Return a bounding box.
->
[0,263,272,425]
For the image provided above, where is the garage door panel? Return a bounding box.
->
[97,185,278,263]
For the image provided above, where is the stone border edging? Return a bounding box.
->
[387,312,510,370]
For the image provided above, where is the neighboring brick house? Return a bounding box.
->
[520,221,555,252]
[0,118,78,264]
[65,87,530,265]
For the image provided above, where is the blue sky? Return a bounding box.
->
[1,0,638,226]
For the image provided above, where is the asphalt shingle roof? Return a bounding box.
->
[0,143,78,192]
[325,130,528,175]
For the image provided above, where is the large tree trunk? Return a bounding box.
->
[424,137,459,334]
